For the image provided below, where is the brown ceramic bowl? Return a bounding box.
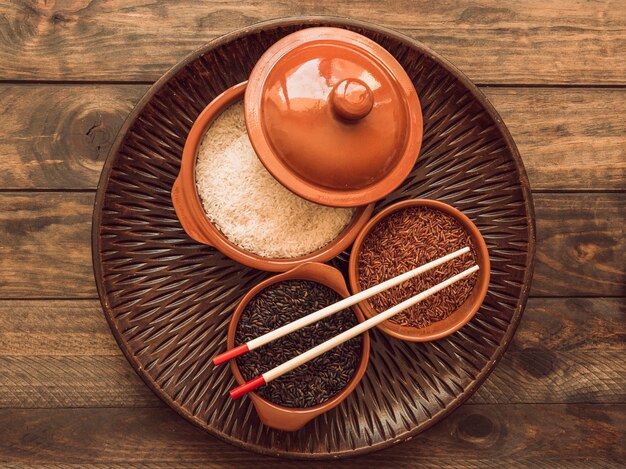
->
[227,262,370,432]
[348,199,490,342]
[171,82,374,272]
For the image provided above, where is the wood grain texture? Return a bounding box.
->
[1,193,623,298]
[1,350,622,409]
[0,356,161,408]
[1,464,616,469]
[0,1,624,84]
[508,297,625,352]
[2,298,620,357]
[469,350,626,404]
[0,84,145,189]
[0,300,119,356]
[532,193,625,297]
[0,298,622,409]
[486,88,626,192]
[0,0,623,465]
[0,405,623,465]
[0,463,619,469]
[0,193,94,298]
[1,85,624,191]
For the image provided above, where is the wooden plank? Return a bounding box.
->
[1,85,624,191]
[532,193,625,297]
[509,298,625,352]
[0,298,622,408]
[469,298,626,404]
[1,350,622,409]
[3,298,617,357]
[0,300,119,356]
[0,193,94,298]
[485,88,626,191]
[0,405,622,465]
[1,193,624,298]
[0,1,624,84]
[469,350,626,404]
[0,356,161,408]
[0,85,146,190]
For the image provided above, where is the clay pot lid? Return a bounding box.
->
[245,27,423,207]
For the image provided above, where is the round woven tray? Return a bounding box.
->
[93,17,535,459]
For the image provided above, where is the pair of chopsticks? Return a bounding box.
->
[213,247,478,399]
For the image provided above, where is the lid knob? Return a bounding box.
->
[330,78,374,121]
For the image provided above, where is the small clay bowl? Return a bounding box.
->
[172,82,374,272]
[348,199,490,342]
[226,262,370,432]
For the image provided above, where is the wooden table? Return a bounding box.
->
[1,1,624,466]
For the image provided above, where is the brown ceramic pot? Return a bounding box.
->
[226,262,371,431]
[348,199,490,342]
[245,27,423,207]
[171,82,374,272]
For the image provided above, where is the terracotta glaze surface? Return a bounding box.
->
[349,199,491,342]
[245,27,423,207]
[226,262,370,432]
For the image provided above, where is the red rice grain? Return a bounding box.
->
[357,206,479,328]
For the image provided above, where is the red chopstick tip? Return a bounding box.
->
[213,344,250,366]
[230,375,266,399]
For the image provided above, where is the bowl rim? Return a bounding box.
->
[348,198,491,341]
[226,262,371,426]
[172,81,374,272]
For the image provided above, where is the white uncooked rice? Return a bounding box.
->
[194,101,355,259]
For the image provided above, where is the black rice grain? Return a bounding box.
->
[235,280,362,408]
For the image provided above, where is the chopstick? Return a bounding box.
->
[229,264,479,399]
[213,246,471,365]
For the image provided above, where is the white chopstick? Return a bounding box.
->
[213,246,471,365]
[230,264,479,399]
